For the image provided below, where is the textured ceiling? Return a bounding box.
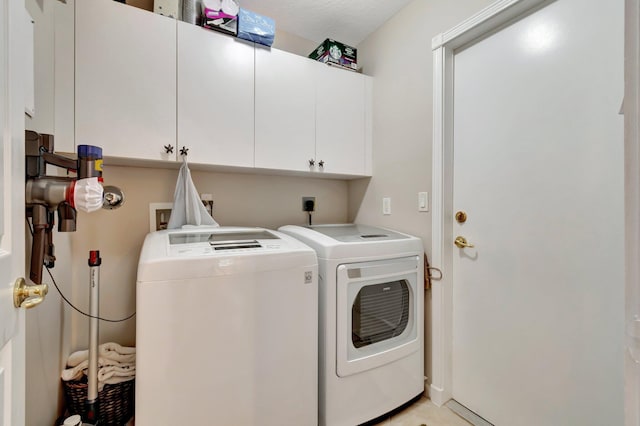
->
[237,0,414,46]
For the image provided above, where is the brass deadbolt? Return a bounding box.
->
[455,211,467,223]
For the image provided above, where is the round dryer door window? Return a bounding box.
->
[336,256,421,377]
[352,280,410,348]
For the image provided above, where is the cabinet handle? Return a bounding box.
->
[318,160,325,168]
[309,159,315,166]
[164,144,174,154]
[180,146,189,156]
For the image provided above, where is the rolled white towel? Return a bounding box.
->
[67,342,135,367]
[97,376,134,392]
[96,364,136,392]
[61,357,135,382]
[97,364,136,382]
[61,364,85,382]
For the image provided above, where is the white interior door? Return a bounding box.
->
[451,0,624,424]
[0,0,28,424]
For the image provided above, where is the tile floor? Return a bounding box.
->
[370,396,471,426]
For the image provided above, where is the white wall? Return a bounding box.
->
[64,165,349,351]
[272,29,318,57]
[349,0,495,385]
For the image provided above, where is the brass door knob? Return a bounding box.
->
[14,277,48,309]
[454,236,475,248]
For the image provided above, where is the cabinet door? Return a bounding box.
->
[177,22,254,167]
[255,48,316,172]
[315,65,370,176]
[76,0,177,161]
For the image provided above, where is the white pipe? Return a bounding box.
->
[87,251,101,404]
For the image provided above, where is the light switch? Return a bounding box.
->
[383,197,391,215]
[418,192,429,212]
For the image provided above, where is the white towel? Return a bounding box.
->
[61,357,134,382]
[96,363,136,391]
[67,342,136,367]
[63,343,137,392]
[97,364,136,384]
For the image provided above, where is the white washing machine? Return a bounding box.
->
[135,227,318,426]
[279,224,424,426]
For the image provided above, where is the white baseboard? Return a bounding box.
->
[429,384,450,407]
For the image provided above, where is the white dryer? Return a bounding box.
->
[135,227,318,426]
[279,224,424,426]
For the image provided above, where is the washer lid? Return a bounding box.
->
[308,224,410,242]
[137,226,317,282]
[279,224,423,260]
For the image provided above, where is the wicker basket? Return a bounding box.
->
[62,377,135,426]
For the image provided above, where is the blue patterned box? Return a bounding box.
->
[237,8,275,47]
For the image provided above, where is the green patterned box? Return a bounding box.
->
[308,38,357,71]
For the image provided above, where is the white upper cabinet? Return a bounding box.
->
[75,0,177,161]
[177,22,254,167]
[72,0,371,176]
[315,65,371,176]
[256,49,372,177]
[254,48,317,172]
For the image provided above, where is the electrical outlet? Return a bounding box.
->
[302,196,316,212]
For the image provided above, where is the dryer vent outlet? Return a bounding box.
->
[302,197,316,212]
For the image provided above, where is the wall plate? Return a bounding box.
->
[149,202,173,232]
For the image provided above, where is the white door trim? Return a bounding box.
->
[430,0,553,406]
[624,1,640,424]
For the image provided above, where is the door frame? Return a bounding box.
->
[624,0,640,424]
[431,1,638,422]
[1,0,28,424]
[430,0,559,407]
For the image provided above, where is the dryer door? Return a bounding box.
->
[336,256,422,377]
